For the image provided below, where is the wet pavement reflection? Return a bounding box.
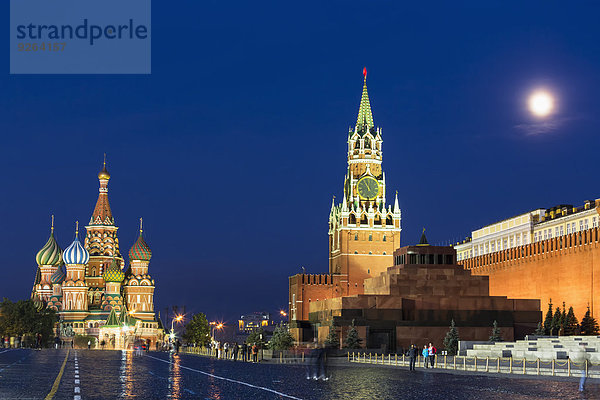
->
[0,349,599,399]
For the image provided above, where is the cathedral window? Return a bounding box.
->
[360,214,368,225]
[383,252,386,255]
[383,235,386,242]
[354,251,358,254]
[369,234,372,241]
[349,214,356,225]
[354,233,358,240]
[369,251,372,254]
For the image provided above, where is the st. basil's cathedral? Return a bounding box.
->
[30,161,164,348]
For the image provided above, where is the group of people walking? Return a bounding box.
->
[407,343,437,370]
[210,341,259,362]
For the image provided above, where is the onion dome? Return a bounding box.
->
[98,155,110,180]
[35,216,62,266]
[50,265,66,284]
[103,257,125,282]
[63,222,89,265]
[129,219,152,261]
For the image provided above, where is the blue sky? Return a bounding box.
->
[2,1,600,322]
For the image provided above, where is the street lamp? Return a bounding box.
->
[210,322,224,340]
[170,315,183,348]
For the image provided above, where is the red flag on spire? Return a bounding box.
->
[363,67,367,79]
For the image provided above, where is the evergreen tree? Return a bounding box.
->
[443,319,460,356]
[324,321,339,348]
[580,306,600,335]
[560,302,567,333]
[246,328,266,348]
[550,307,562,335]
[563,306,579,335]
[269,323,295,350]
[344,319,363,349]
[543,299,553,335]
[534,321,545,336]
[0,298,56,347]
[489,320,502,342]
[182,313,210,346]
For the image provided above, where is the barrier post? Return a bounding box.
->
[509,358,512,374]
[444,355,447,369]
[369,353,372,363]
[453,356,456,370]
[568,359,571,377]
[395,353,398,366]
[523,358,526,375]
[497,357,500,373]
[463,356,466,371]
[552,359,555,376]
[486,357,489,372]
[402,354,405,366]
[537,359,540,375]
[586,359,589,378]
[474,356,477,372]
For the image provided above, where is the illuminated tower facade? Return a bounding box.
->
[328,68,402,295]
[84,159,123,309]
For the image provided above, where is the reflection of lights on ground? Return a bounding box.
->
[119,350,135,398]
[168,353,181,399]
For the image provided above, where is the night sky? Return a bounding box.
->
[2,2,600,324]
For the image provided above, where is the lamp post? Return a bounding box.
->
[170,315,183,350]
[210,322,224,340]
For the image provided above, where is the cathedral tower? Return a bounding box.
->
[61,222,90,329]
[33,216,62,302]
[328,68,402,295]
[84,157,123,309]
[123,218,155,320]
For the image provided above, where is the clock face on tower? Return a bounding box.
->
[357,176,379,200]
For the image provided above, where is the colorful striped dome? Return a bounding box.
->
[35,230,62,266]
[63,236,89,265]
[50,265,66,284]
[129,233,152,261]
[103,258,124,282]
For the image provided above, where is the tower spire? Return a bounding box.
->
[356,67,374,134]
[90,156,114,226]
[51,214,55,233]
[139,217,143,234]
[394,190,400,213]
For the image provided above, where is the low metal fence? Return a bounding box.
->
[348,352,597,378]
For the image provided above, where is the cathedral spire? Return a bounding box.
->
[90,156,114,226]
[356,67,374,134]
[394,190,400,213]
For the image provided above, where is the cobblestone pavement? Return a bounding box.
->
[1,348,599,399]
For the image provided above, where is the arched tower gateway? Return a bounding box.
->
[123,218,155,320]
[329,68,402,294]
[61,222,90,333]
[84,159,123,309]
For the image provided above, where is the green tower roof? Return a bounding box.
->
[355,68,374,134]
[105,307,120,327]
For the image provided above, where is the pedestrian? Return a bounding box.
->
[422,345,429,368]
[575,343,589,392]
[232,342,239,361]
[252,343,258,363]
[408,345,417,371]
[242,342,248,362]
[175,340,181,354]
[87,340,91,350]
[428,343,436,368]
[224,342,229,360]
[54,336,60,349]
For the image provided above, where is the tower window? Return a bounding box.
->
[354,251,358,254]
[369,234,372,241]
[369,251,372,255]
[355,233,358,241]
[383,252,386,255]
[383,235,387,242]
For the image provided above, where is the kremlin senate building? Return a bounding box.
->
[30,161,165,349]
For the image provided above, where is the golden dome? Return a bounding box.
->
[98,156,110,180]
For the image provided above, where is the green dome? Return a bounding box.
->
[103,258,125,283]
[35,230,62,266]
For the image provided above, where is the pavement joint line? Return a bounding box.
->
[0,354,30,373]
[146,355,304,400]
[44,349,70,400]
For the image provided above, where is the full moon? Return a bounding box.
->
[528,91,554,117]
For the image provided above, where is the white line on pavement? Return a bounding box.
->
[146,355,304,400]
